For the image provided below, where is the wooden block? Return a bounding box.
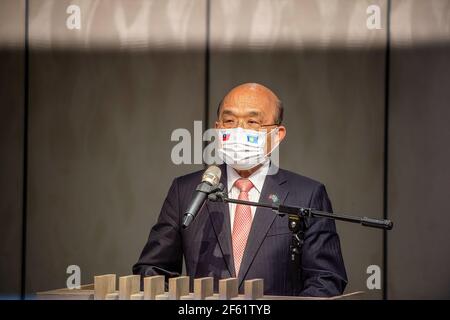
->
[119,275,141,300]
[219,278,238,300]
[194,277,213,300]
[94,274,116,300]
[168,276,189,300]
[155,293,169,300]
[143,275,165,300]
[244,279,264,300]
[130,292,144,300]
[105,292,119,300]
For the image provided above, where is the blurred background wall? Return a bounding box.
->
[0,0,449,299]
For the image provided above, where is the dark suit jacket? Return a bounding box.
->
[133,165,347,297]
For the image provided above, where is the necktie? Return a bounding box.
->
[232,178,254,277]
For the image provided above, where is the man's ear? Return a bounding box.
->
[277,125,286,142]
[214,121,220,129]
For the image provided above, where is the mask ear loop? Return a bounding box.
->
[266,127,280,156]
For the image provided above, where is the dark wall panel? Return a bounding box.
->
[0,0,25,298]
[388,0,450,299]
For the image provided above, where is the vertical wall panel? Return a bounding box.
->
[26,0,206,294]
[388,0,450,299]
[209,0,387,299]
[0,0,25,298]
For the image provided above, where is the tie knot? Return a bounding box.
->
[234,178,254,193]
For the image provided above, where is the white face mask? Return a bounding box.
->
[217,127,279,171]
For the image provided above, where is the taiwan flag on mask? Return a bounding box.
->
[222,133,230,141]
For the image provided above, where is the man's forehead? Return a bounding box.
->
[217,83,281,122]
[223,90,271,107]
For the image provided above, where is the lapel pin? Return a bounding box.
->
[268,194,279,204]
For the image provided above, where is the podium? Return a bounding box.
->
[35,274,363,300]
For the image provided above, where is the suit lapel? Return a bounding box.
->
[237,167,288,287]
[206,165,235,277]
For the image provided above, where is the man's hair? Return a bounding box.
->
[216,98,284,125]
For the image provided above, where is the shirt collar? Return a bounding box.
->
[226,160,270,194]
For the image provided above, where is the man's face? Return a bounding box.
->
[215,84,286,156]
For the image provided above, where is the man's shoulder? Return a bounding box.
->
[277,167,325,191]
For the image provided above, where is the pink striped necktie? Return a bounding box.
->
[232,178,254,277]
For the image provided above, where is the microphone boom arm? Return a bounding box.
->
[208,187,393,230]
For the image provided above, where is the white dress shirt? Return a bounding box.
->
[226,161,270,231]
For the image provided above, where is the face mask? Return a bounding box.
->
[217,127,279,171]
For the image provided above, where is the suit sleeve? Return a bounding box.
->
[132,178,183,284]
[299,184,348,297]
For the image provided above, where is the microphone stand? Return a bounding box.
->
[207,183,393,295]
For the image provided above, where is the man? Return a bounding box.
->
[133,83,347,297]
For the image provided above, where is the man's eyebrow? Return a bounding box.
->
[247,111,262,117]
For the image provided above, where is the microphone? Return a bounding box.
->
[182,165,222,229]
